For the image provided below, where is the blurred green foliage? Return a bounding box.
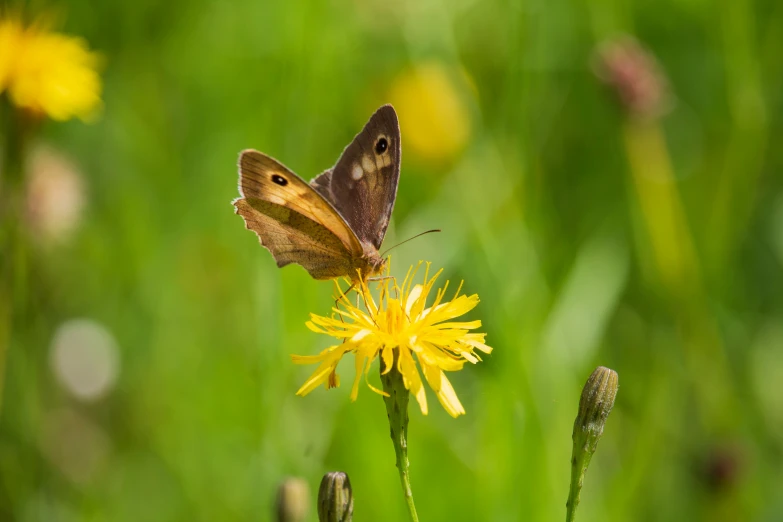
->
[2,0,783,521]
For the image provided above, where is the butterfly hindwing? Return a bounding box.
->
[234,198,356,279]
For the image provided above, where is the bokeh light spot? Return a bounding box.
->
[50,318,120,401]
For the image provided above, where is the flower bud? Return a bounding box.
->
[566,366,619,522]
[317,471,353,522]
[275,477,310,522]
[593,36,671,120]
[574,366,619,446]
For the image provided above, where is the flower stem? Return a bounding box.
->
[381,354,419,522]
[0,103,30,416]
[565,442,591,522]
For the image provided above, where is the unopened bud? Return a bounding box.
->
[275,477,310,522]
[575,366,618,444]
[318,471,353,522]
[566,366,619,522]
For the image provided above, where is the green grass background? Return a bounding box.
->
[2,0,783,520]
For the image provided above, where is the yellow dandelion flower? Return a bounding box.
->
[0,16,102,121]
[292,262,492,418]
[388,62,473,164]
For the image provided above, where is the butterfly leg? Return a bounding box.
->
[367,275,393,281]
[367,274,398,301]
[333,280,358,343]
[335,281,358,309]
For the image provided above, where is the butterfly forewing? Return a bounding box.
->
[327,105,401,250]
[234,150,366,279]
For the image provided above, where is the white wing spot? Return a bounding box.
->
[362,154,376,173]
[351,164,364,180]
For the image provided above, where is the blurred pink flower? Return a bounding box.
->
[26,145,87,245]
[593,36,671,120]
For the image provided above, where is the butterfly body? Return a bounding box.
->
[233,105,400,282]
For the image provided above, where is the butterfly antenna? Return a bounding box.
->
[380,229,441,257]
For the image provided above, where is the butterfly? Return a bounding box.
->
[233,105,400,283]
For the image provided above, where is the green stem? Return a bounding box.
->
[565,439,593,522]
[381,354,419,522]
[0,101,30,416]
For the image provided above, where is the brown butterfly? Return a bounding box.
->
[233,105,400,282]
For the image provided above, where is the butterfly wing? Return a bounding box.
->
[309,168,333,199]
[234,150,364,280]
[324,105,401,250]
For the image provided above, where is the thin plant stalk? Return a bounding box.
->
[0,103,29,416]
[622,120,737,421]
[566,439,592,522]
[381,353,419,522]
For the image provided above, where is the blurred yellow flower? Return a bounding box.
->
[293,263,491,417]
[0,16,102,121]
[389,62,472,164]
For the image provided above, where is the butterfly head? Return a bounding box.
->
[358,243,387,282]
